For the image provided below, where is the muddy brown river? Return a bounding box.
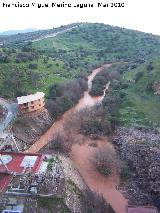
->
[27,64,127,213]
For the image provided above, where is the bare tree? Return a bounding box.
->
[63,106,112,138]
[49,132,71,155]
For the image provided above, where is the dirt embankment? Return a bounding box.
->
[12,108,53,149]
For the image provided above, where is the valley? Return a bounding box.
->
[0,23,160,213]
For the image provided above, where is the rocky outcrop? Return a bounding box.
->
[12,108,53,150]
[112,127,160,206]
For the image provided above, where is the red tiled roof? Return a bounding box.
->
[0,152,43,192]
[128,206,158,213]
[0,152,43,173]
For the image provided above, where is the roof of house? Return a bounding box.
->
[0,152,44,192]
[0,152,43,173]
[17,92,45,105]
[128,206,159,213]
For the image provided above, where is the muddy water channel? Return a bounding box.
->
[27,64,127,213]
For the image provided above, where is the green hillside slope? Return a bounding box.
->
[119,58,160,127]
[1,23,160,100]
[33,23,160,67]
[0,47,66,98]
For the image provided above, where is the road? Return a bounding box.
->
[31,26,78,42]
[0,98,18,136]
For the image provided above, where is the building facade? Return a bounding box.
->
[17,92,45,114]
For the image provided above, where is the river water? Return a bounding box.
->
[27,64,127,213]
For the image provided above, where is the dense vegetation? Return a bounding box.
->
[91,59,160,128]
[0,22,160,129]
[33,23,160,75]
[37,197,71,213]
[46,77,87,119]
[119,58,160,127]
[0,46,67,98]
[1,23,160,101]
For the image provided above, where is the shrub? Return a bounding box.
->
[91,145,121,176]
[28,63,38,69]
[81,188,116,213]
[49,133,71,155]
[120,165,130,182]
[146,62,154,72]
[47,78,87,119]
[134,71,144,82]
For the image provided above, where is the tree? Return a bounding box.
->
[81,188,116,213]
[134,71,144,82]
[49,133,71,155]
[91,145,121,176]
[28,63,38,69]
[146,62,154,72]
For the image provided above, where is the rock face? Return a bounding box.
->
[153,81,160,95]
[12,108,53,150]
[112,127,160,206]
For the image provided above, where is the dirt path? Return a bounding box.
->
[26,64,127,213]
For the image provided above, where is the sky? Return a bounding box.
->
[0,0,160,35]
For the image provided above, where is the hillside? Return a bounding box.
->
[1,23,160,212]
[90,59,160,128]
[33,23,160,67]
[0,23,79,46]
[1,23,160,101]
[0,47,66,98]
[0,28,39,36]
